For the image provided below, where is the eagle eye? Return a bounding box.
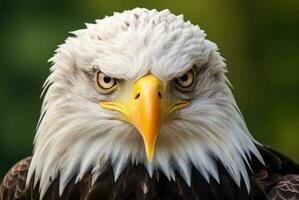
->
[175,69,195,91]
[96,71,117,94]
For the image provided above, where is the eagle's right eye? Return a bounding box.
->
[96,71,117,94]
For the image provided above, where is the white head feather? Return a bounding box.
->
[27,8,263,198]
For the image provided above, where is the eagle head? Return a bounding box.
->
[27,8,263,197]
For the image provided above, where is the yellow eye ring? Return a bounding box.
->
[175,69,195,91]
[96,71,117,94]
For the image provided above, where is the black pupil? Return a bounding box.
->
[180,74,188,82]
[103,76,111,83]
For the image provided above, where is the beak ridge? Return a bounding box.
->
[131,85,162,161]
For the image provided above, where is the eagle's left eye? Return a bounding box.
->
[175,69,195,91]
[96,71,117,94]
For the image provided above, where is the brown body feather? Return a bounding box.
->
[1,145,299,200]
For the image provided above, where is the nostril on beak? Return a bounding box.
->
[157,91,162,99]
[135,93,140,99]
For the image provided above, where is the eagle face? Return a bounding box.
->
[27,8,263,197]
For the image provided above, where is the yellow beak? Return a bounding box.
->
[100,74,189,161]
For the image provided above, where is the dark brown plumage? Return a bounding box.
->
[1,145,299,200]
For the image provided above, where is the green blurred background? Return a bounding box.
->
[0,0,298,178]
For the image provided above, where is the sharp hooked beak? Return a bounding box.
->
[100,74,189,161]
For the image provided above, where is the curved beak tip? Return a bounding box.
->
[147,151,154,161]
[144,139,156,161]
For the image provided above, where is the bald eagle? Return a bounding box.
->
[1,8,299,200]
